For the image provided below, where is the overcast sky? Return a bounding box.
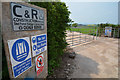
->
[61,0,118,24]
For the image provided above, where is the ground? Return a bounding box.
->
[48,37,118,79]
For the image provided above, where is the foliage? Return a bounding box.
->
[30,2,71,75]
[97,23,118,28]
[72,23,78,27]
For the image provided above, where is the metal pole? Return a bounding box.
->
[103,28,104,37]
[93,30,94,40]
[93,29,95,39]
[118,28,120,38]
[71,31,72,47]
[118,28,119,38]
[80,30,82,44]
[85,31,86,42]
[96,27,98,40]
[79,29,81,44]
[85,34,86,42]
[113,28,115,38]
[89,29,90,41]
[72,31,74,46]
[99,27,100,37]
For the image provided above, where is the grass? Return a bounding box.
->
[69,26,97,36]
[70,28,97,34]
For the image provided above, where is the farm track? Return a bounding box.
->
[48,31,118,79]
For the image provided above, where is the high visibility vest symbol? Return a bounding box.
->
[12,39,29,62]
[16,42,27,61]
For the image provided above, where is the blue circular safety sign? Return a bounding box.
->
[33,45,37,51]
[12,39,29,62]
[32,37,36,43]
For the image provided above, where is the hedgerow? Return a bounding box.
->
[30,2,71,74]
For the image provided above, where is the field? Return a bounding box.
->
[69,26,97,35]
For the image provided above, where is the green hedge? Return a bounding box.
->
[30,2,71,74]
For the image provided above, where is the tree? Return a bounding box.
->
[72,23,78,27]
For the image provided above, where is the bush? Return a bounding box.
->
[30,2,71,74]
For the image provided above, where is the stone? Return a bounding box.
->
[66,76,68,78]
[65,71,69,74]
[69,52,76,59]
[68,63,71,66]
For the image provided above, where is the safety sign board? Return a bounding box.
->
[8,37,32,78]
[11,2,44,31]
[31,34,47,57]
[105,27,112,37]
[35,54,44,76]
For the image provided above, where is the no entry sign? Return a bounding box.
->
[7,37,32,78]
[35,54,44,76]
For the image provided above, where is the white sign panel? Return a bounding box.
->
[35,54,44,76]
[8,37,32,78]
[105,27,112,37]
[11,2,44,31]
[31,34,47,57]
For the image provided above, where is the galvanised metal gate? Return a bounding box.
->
[66,27,120,47]
[66,27,98,47]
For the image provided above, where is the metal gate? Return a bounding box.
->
[66,27,120,47]
[66,27,98,47]
[98,27,120,38]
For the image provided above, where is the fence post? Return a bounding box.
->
[79,29,81,44]
[85,33,86,42]
[80,30,82,44]
[72,31,74,46]
[89,29,90,41]
[103,28,104,37]
[113,28,115,38]
[93,30,94,40]
[96,27,98,40]
[118,28,119,38]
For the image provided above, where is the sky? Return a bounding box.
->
[61,0,118,24]
[61,0,120,2]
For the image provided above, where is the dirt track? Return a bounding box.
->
[68,37,118,78]
[48,34,118,78]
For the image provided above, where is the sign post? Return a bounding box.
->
[2,2,47,79]
[105,27,112,37]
